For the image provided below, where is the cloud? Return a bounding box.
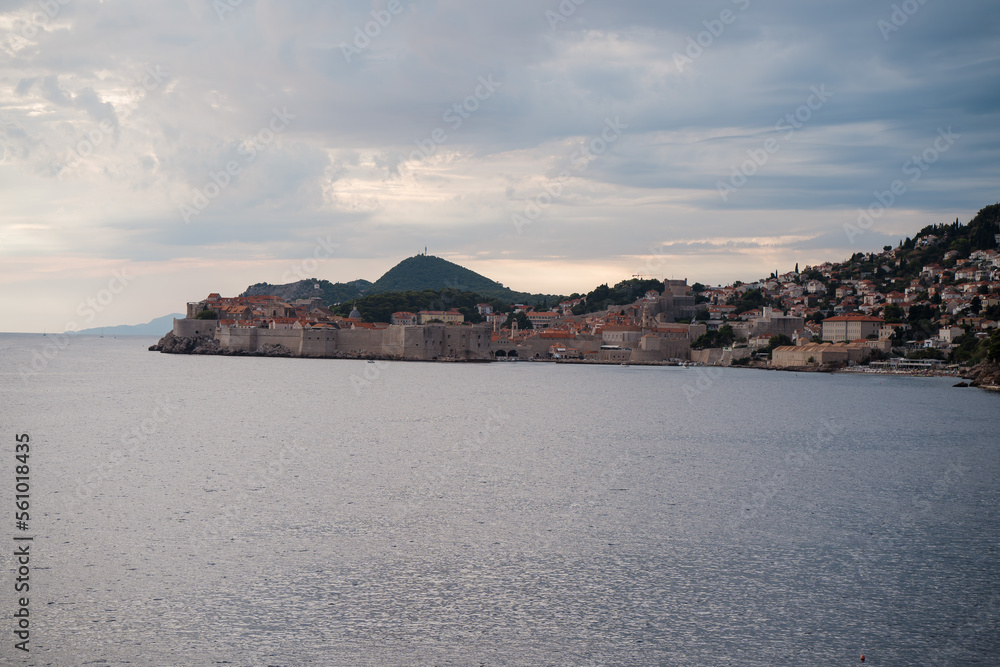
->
[1,0,999,331]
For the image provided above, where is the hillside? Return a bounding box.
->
[799,202,1000,288]
[331,289,511,324]
[241,278,372,305]
[891,202,1000,275]
[369,254,561,304]
[74,314,184,336]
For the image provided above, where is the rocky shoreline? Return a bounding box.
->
[147,332,483,362]
[149,332,1000,389]
[961,361,1000,391]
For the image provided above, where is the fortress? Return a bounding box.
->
[158,280,703,364]
[164,292,492,360]
[171,317,491,360]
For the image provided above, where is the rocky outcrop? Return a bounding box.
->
[148,332,309,359]
[257,343,294,357]
[148,332,220,355]
[964,361,1000,390]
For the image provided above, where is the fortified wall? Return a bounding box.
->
[173,318,490,360]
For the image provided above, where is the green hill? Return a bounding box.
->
[238,255,562,309]
[331,289,511,324]
[889,202,1000,278]
[241,278,372,304]
[369,254,560,304]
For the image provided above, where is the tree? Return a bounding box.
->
[763,334,793,358]
[511,311,533,330]
[949,238,971,257]
[949,332,983,364]
[971,296,982,315]
[907,303,936,324]
[768,334,793,349]
[195,309,218,320]
[988,329,1000,363]
[907,348,945,360]
[882,304,904,323]
[727,288,772,315]
[691,324,735,350]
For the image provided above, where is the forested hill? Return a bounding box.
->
[239,255,562,307]
[241,278,373,304]
[368,254,561,304]
[893,202,1000,269]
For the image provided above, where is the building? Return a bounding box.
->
[753,308,804,337]
[526,311,560,329]
[601,325,643,345]
[391,311,417,326]
[418,309,465,325]
[822,314,884,342]
[485,312,508,330]
[938,326,964,344]
[771,343,872,367]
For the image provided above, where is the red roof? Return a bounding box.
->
[824,314,884,322]
[539,330,574,339]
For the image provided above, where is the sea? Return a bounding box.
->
[0,333,997,665]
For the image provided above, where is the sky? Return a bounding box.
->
[1,0,998,333]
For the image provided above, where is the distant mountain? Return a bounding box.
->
[241,278,373,305]
[369,254,561,304]
[74,314,184,336]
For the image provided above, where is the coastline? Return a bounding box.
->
[149,331,1000,391]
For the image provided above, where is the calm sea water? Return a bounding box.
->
[1,333,998,665]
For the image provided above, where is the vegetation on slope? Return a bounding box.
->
[242,279,373,305]
[369,254,561,304]
[332,289,511,324]
[571,278,664,315]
